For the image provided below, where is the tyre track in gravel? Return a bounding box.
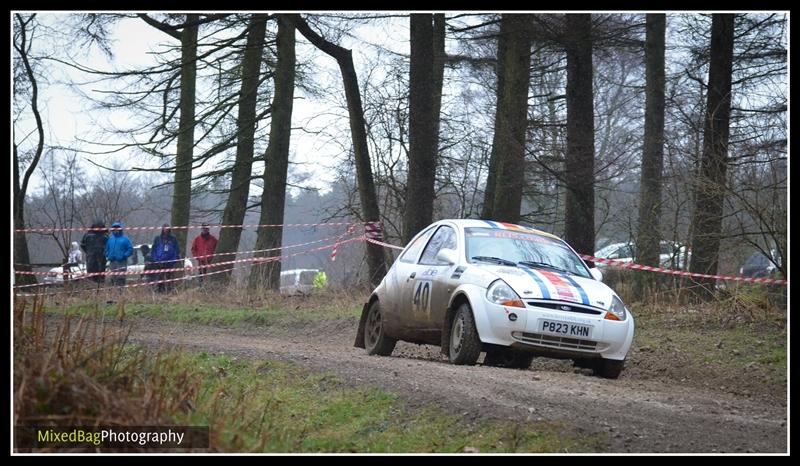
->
[90,315,788,453]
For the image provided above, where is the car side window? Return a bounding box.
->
[399,227,436,263]
[619,245,634,259]
[418,226,457,266]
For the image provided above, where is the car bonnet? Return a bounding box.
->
[478,264,615,309]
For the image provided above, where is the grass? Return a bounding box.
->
[43,289,364,328]
[14,296,602,453]
[629,288,787,397]
[174,353,602,453]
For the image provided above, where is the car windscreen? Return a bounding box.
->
[465,228,591,279]
[595,244,619,258]
[299,271,317,285]
[744,252,771,268]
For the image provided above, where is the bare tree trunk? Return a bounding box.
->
[688,14,735,301]
[13,14,45,286]
[634,14,667,298]
[214,14,268,277]
[490,14,531,223]
[291,15,387,286]
[250,16,296,291]
[480,23,507,220]
[170,14,198,254]
[14,144,34,285]
[563,14,596,258]
[403,14,444,242]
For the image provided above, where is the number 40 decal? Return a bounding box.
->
[412,280,432,313]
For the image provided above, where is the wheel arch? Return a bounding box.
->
[354,293,381,349]
[440,291,473,357]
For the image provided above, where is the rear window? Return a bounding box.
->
[745,252,771,268]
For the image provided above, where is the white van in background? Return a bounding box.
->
[280,269,320,296]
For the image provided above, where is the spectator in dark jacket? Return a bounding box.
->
[80,221,108,284]
[105,221,134,286]
[151,223,181,292]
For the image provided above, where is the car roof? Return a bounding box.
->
[280,268,319,275]
[435,219,562,241]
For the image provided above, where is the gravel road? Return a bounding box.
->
[82,315,787,453]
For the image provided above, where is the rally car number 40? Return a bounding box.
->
[355,219,635,379]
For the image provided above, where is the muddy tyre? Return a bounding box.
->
[483,348,534,369]
[594,358,625,379]
[364,300,396,356]
[448,303,482,365]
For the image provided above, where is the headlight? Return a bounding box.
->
[605,295,628,321]
[486,280,524,308]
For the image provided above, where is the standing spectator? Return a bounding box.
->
[151,223,181,292]
[80,221,108,284]
[67,241,84,265]
[105,221,134,287]
[190,223,218,284]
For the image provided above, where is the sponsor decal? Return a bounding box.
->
[538,312,592,324]
[537,270,581,303]
[519,266,551,300]
[420,268,439,278]
[555,273,591,305]
[450,265,467,279]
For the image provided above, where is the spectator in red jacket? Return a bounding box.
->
[191,223,218,284]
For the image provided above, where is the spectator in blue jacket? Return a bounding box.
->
[105,221,134,286]
[151,223,181,292]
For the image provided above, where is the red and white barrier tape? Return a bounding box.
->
[365,237,404,251]
[368,237,786,285]
[15,221,363,234]
[13,234,364,290]
[581,255,787,285]
[332,223,360,261]
[14,233,352,279]
[14,236,366,297]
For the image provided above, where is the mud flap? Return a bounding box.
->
[354,302,369,348]
[440,306,452,358]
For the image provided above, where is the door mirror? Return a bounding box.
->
[589,267,603,282]
[436,248,458,265]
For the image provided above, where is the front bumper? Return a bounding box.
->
[475,299,634,361]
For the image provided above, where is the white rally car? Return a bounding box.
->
[355,219,635,378]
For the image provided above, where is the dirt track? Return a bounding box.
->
[92,315,786,453]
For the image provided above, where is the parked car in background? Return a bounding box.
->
[356,219,634,379]
[594,241,689,270]
[740,249,782,278]
[42,263,87,285]
[280,269,320,296]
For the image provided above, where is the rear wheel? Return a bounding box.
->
[594,358,625,379]
[448,303,482,365]
[364,300,396,356]
[483,348,534,369]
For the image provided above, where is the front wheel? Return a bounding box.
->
[364,300,396,356]
[448,303,482,365]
